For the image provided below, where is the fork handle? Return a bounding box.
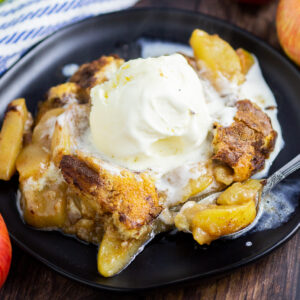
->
[262,154,300,197]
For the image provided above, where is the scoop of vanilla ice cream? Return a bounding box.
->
[89,54,211,173]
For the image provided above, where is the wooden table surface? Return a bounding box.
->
[1,0,300,299]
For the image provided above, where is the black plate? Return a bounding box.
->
[0,8,300,291]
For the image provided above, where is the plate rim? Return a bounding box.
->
[1,7,300,292]
[13,220,300,292]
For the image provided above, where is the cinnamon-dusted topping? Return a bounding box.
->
[5,103,19,113]
[60,155,102,195]
[70,55,124,92]
[59,155,162,235]
[235,100,276,139]
[37,82,86,122]
[213,100,277,181]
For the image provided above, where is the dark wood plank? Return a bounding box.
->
[195,0,280,49]
[1,0,299,299]
[135,0,199,10]
[136,0,279,48]
[1,232,299,300]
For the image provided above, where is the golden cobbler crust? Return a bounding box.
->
[59,154,162,238]
[37,82,87,122]
[70,55,124,93]
[212,100,277,181]
[37,55,124,122]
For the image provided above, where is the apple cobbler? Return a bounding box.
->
[0,29,280,277]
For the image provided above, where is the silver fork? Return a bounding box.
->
[226,154,300,238]
[193,154,300,239]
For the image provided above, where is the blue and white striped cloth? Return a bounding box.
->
[0,0,139,75]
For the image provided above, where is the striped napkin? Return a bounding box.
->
[0,0,139,75]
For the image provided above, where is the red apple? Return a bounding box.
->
[0,214,12,288]
[277,0,300,66]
